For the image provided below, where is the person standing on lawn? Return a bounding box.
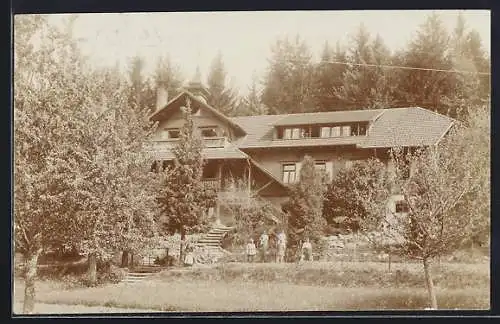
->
[276,230,286,263]
[259,231,269,262]
[301,237,313,261]
[246,238,257,263]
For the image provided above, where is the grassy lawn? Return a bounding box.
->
[13,261,489,313]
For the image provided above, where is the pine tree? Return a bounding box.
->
[234,74,269,116]
[396,13,453,114]
[336,25,396,109]
[262,35,316,114]
[207,52,239,116]
[284,156,329,250]
[158,99,216,262]
[312,41,349,111]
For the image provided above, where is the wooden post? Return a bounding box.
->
[247,159,252,192]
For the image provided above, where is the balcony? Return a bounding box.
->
[148,137,229,151]
[202,178,221,191]
[203,137,229,148]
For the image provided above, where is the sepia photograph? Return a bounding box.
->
[12,9,490,314]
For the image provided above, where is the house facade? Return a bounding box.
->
[148,73,455,227]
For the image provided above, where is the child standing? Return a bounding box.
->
[246,238,257,262]
[301,237,313,261]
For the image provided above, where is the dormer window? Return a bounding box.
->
[200,127,218,138]
[164,128,180,139]
[283,127,305,139]
[277,122,368,140]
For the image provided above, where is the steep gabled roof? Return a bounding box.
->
[149,90,247,136]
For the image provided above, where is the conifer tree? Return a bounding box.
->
[158,98,216,262]
[284,156,329,250]
[207,52,239,116]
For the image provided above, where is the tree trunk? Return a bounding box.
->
[423,257,438,309]
[121,250,129,268]
[22,249,41,314]
[180,227,186,265]
[88,253,97,286]
[130,253,134,269]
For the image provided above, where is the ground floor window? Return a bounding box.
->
[282,163,297,184]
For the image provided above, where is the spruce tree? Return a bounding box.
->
[158,98,215,262]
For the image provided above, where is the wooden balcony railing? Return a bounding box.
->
[149,137,228,151]
[203,137,228,148]
[202,178,221,191]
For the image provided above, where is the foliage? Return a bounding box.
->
[284,156,329,248]
[262,35,316,114]
[206,52,239,116]
[219,178,282,246]
[349,107,489,308]
[153,55,184,104]
[14,15,162,310]
[323,160,389,233]
[235,74,269,116]
[335,24,398,109]
[157,99,216,258]
[312,41,350,111]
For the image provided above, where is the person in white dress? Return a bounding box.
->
[276,230,287,263]
[301,237,313,262]
[246,238,257,263]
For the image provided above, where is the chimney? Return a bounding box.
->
[156,85,168,111]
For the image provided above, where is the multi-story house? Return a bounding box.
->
[149,72,455,227]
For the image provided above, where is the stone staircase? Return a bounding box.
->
[193,224,234,263]
[121,265,162,284]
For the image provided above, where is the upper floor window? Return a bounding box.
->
[200,127,218,138]
[320,125,346,138]
[341,125,351,137]
[283,128,301,139]
[163,128,180,139]
[278,122,369,140]
[282,163,297,184]
[395,200,409,213]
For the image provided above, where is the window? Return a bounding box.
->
[283,128,302,139]
[395,201,409,213]
[314,162,326,172]
[164,129,180,139]
[320,127,330,138]
[358,124,367,136]
[331,126,341,137]
[345,160,353,169]
[200,127,218,138]
[282,164,297,184]
[341,125,351,137]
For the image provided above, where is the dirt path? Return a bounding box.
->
[12,302,157,314]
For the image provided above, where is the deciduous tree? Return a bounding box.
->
[350,110,489,308]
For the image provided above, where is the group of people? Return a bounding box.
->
[245,230,314,263]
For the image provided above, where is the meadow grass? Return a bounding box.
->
[159,261,490,289]
[13,261,489,312]
[14,278,489,312]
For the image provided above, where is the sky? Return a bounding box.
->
[46,10,490,96]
